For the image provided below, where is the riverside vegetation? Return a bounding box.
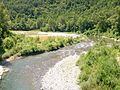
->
[77,39,120,90]
[0,0,120,90]
[2,34,85,59]
[0,1,86,60]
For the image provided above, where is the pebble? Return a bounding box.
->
[41,54,81,90]
[0,65,9,79]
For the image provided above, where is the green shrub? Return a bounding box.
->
[77,44,120,90]
[2,34,84,59]
[0,46,3,61]
[2,37,15,50]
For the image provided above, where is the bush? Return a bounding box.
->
[2,35,85,59]
[2,37,15,50]
[77,43,120,90]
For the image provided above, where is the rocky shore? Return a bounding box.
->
[0,56,19,80]
[0,65,9,80]
[41,54,81,90]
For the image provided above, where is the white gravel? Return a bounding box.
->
[38,32,80,38]
[11,31,80,38]
[0,65,9,79]
[41,54,81,90]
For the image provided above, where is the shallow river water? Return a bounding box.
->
[0,40,94,90]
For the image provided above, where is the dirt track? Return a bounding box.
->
[11,31,80,38]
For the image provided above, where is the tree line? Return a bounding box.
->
[1,0,119,34]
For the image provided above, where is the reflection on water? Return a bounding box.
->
[0,40,94,90]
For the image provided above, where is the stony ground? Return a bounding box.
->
[11,31,80,38]
[41,54,81,90]
[0,66,9,79]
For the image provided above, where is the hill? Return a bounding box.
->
[3,0,120,34]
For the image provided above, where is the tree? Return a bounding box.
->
[0,2,9,60]
[116,10,120,35]
[80,20,95,33]
[0,2,9,44]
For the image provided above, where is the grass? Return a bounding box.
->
[1,34,87,59]
[77,40,120,90]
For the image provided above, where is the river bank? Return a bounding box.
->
[41,41,94,90]
[77,39,120,90]
[0,40,94,90]
[2,31,87,59]
[0,65,9,80]
[41,54,81,90]
[1,32,86,82]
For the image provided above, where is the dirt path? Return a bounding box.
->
[11,31,80,38]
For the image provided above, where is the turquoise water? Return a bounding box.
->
[0,41,94,90]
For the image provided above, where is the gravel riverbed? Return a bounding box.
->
[41,54,81,90]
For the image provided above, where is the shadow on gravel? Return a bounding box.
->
[0,60,12,67]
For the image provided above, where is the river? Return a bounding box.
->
[0,40,94,90]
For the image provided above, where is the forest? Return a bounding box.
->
[0,0,120,90]
[2,0,120,34]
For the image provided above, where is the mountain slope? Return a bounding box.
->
[3,0,120,34]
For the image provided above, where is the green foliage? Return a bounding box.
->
[2,35,85,59]
[0,2,10,60]
[77,41,120,90]
[2,0,120,34]
[3,37,15,50]
[0,2,8,44]
[80,20,95,33]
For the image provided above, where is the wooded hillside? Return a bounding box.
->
[3,0,120,34]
